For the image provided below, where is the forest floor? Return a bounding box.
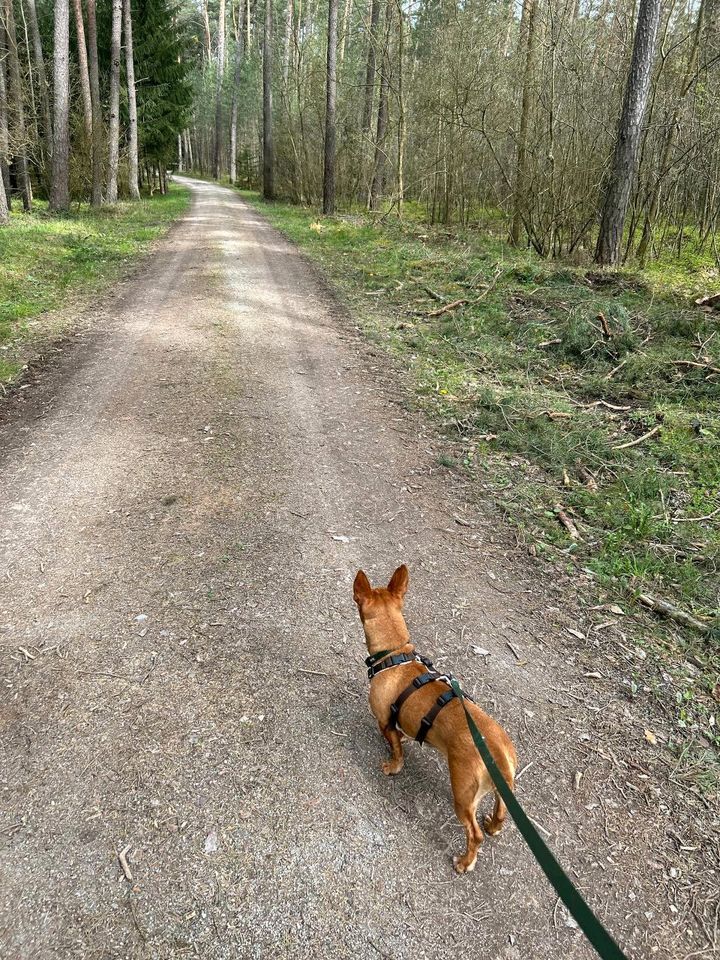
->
[0,187,189,385]
[1,177,718,960]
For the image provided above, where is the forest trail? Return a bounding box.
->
[0,178,706,960]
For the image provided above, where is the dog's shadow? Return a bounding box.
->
[320,692,479,861]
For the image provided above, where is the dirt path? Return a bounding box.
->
[0,178,713,960]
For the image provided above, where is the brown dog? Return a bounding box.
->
[353,564,517,873]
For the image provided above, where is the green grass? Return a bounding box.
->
[242,193,720,643]
[0,186,190,383]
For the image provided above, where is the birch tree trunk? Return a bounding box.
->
[23,0,53,173]
[214,0,226,179]
[72,0,93,140]
[595,0,662,265]
[263,0,274,199]
[50,0,71,211]
[4,0,32,211]
[106,0,123,203]
[0,161,7,223]
[123,0,140,199]
[86,0,103,205]
[0,26,11,208]
[323,0,338,214]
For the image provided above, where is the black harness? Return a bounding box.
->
[365,648,474,745]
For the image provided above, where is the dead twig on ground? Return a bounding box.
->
[554,504,581,540]
[671,360,720,376]
[638,594,711,635]
[613,425,661,450]
[118,844,133,882]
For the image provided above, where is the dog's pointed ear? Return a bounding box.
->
[353,570,372,605]
[387,564,409,601]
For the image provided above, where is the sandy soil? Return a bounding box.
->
[0,178,716,960]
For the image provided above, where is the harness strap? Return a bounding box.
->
[388,672,439,729]
[415,688,457,745]
[367,651,434,680]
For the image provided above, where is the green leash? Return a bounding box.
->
[450,680,629,960]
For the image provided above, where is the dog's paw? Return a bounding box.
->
[381,759,403,776]
[483,815,504,836]
[453,854,477,875]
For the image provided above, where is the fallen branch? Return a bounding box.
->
[694,292,720,308]
[538,338,562,349]
[613,424,661,450]
[637,594,712,635]
[577,465,598,491]
[584,399,632,412]
[671,359,720,376]
[605,358,628,380]
[554,504,581,540]
[672,506,720,523]
[424,286,447,303]
[426,297,469,317]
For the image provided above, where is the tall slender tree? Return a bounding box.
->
[86,0,103,205]
[362,0,380,136]
[229,6,244,185]
[50,0,71,211]
[369,0,390,211]
[0,24,11,207]
[72,0,93,140]
[511,0,538,245]
[106,0,123,203]
[214,0,226,179]
[4,0,32,210]
[0,161,7,223]
[323,0,338,214]
[123,0,139,199]
[595,0,662,265]
[263,0,274,199]
[23,0,53,174]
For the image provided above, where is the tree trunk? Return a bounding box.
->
[636,0,706,264]
[0,160,8,223]
[0,25,11,208]
[202,0,212,61]
[339,0,351,63]
[23,0,53,173]
[282,0,293,86]
[4,0,32,211]
[86,0,103,205]
[323,0,338,214]
[263,0,274,199]
[123,0,140,199]
[511,0,538,245]
[230,13,244,185]
[71,0,93,140]
[214,0,226,179]
[369,0,389,212]
[362,0,380,135]
[595,0,662,265]
[106,0,123,203]
[50,0,71,211]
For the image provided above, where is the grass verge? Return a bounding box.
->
[0,186,190,384]
[242,190,719,761]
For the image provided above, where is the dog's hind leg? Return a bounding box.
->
[483,757,515,836]
[379,723,404,776]
[450,768,484,874]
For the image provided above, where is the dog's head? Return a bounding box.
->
[353,565,410,651]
